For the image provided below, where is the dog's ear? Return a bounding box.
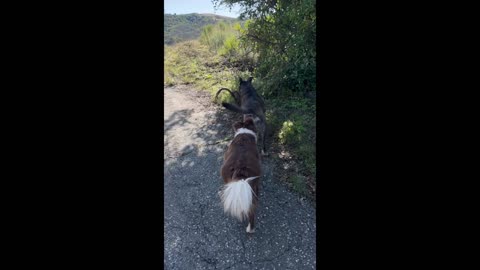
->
[244,118,257,133]
[239,77,244,83]
[233,121,244,131]
[247,76,253,83]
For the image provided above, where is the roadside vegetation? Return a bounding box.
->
[164,13,238,45]
[164,0,316,201]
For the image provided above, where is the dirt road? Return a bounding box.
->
[164,85,316,269]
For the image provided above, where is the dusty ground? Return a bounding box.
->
[164,85,316,269]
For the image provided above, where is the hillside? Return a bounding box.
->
[164,13,238,45]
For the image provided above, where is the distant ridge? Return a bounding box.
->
[165,12,237,19]
[164,13,239,45]
[198,13,237,19]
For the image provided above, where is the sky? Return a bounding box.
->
[164,0,241,18]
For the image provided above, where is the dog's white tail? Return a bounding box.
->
[219,176,259,221]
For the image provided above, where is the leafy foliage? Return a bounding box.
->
[199,21,256,71]
[212,0,316,96]
[200,22,236,52]
[219,35,240,57]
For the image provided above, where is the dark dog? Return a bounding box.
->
[222,77,267,155]
[219,118,261,233]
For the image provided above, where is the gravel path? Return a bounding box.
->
[164,85,316,269]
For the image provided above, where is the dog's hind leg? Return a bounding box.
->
[246,210,255,233]
[246,185,259,233]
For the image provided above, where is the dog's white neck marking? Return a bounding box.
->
[234,128,257,142]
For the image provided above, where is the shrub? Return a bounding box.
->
[213,0,316,97]
[219,35,240,58]
[200,22,236,53]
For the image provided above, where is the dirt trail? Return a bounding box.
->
[164,85,316,269]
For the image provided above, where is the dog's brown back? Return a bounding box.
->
[221,136,261,182]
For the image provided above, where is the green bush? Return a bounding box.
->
[219,36,240,58]
[200,22,237,53]
[199,21,255,67]
[278,119,306,145]
[213,0,316,97]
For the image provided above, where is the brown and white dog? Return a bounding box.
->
[219,118,262,233]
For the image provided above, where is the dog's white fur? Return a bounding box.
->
[234,128,257,142]
[219,176,259,221]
